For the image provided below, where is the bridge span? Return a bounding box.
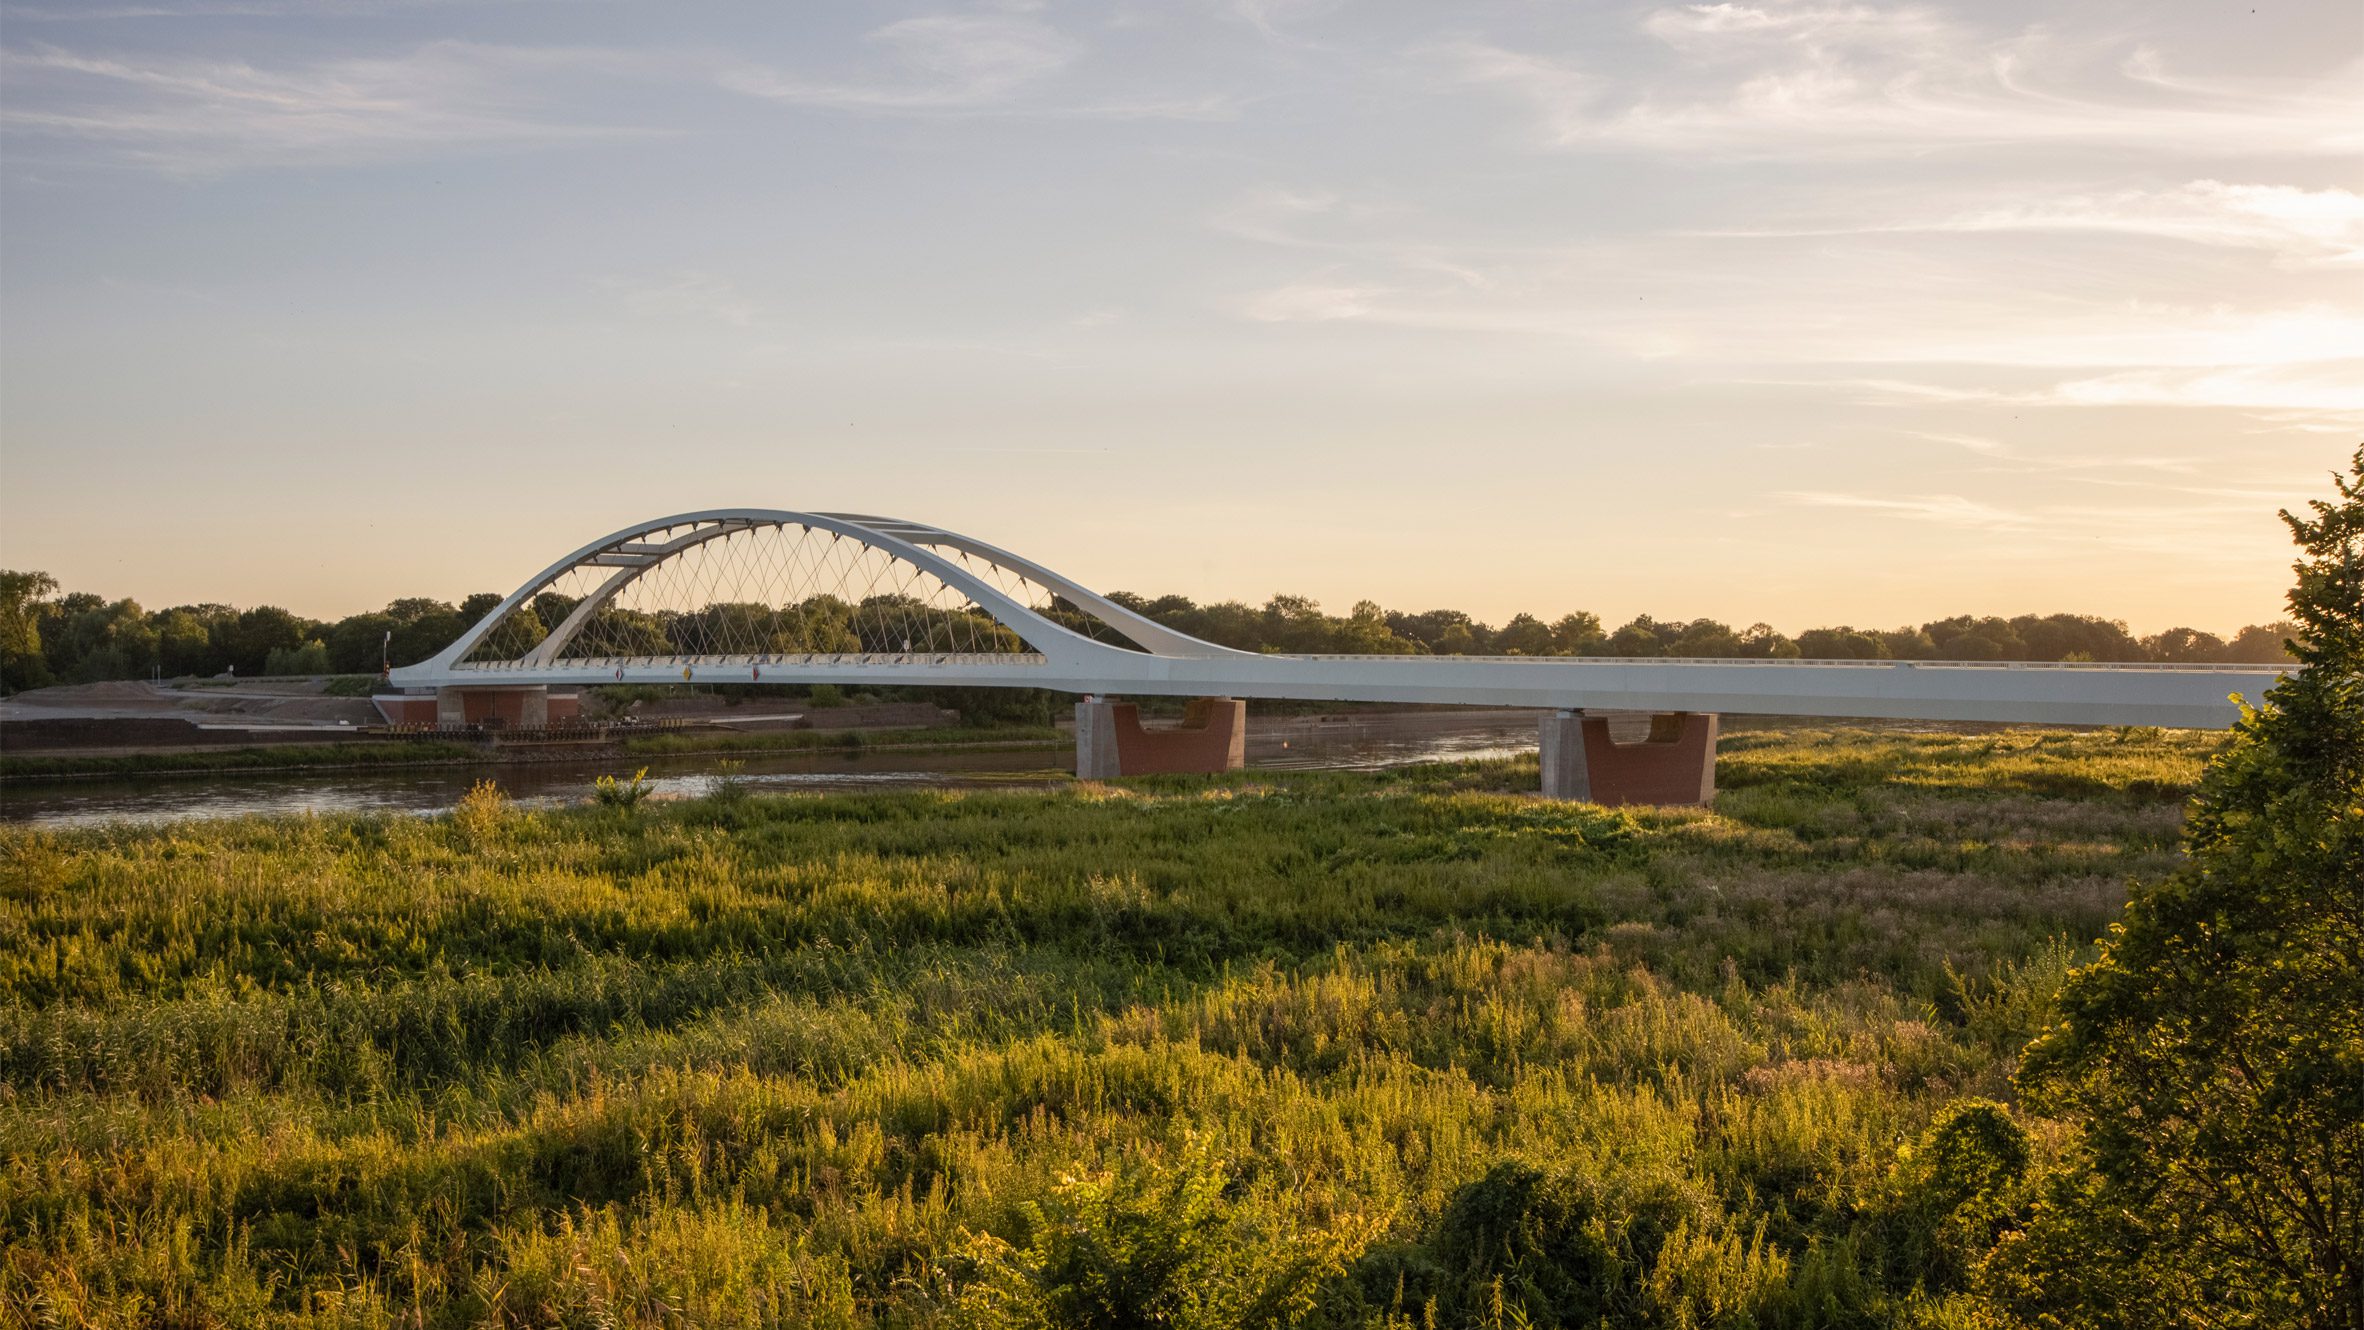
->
[385,510,2286,805]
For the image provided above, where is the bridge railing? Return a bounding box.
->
[450,651,1052,672]
[1284,655,2287,672]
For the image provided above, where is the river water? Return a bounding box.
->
[0,712,1542,831]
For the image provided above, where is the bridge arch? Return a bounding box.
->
[407,509,1237,680]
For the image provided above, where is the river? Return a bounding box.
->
[0,711,1543,830]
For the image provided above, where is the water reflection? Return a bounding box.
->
[0,712,1547,831]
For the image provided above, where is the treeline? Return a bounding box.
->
[1104,591,2294,665]
[0,567,2296,694]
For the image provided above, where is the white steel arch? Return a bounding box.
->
[390,509,2293,730]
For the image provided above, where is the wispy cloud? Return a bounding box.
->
[1798,361,2364,426]
[1704,181,2364,266]
[1779,490,2030,529]
[714,12,1238,121]
[610,271,761,328]
[0,40,648,172]
[1774,486,2297,560]
[1442,7,2364,159]
[717,12,1081,111]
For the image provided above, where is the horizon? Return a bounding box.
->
[6,551,2304,642]
[3,0,2358,632]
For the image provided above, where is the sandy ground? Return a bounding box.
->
[2,679,383,726]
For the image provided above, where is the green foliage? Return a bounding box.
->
[0,727,2228,1327]
[2012,445,2364,1329]
[0,569,60,692]
[451,777,510,841]
[260,639,331,676]
[591,767,653,808]
[0,565,2304,693]
[0,739,485,781]
[709,759,751,805]
[957,1140,1365,1330]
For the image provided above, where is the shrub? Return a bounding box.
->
[451,778,508,840]
[592,767,652,808]
[709,759,751,805]
[955,1143,1361,1330]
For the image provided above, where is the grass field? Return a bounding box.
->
[0,739,492,783]
[0,726,2222,1328]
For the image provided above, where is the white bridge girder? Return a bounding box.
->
[391,509,2290,730]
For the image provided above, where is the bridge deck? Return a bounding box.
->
[419,654,2285,731]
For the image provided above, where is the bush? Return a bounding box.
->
[956,1143,1360,1330]
[592,767,652,808]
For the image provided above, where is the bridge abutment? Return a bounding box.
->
[1540,710,1717,806]
[1074,697,1247,779]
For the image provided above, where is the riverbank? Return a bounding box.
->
[0,724,1068,783]
[0,725,2217,1327]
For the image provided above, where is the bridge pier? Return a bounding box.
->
[1540,710,1718,807]
[431,686,577,728]
[1075,696,1247,779]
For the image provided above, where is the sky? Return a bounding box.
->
[1,0,2358,636]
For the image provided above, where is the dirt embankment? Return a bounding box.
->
[1,679,383,754]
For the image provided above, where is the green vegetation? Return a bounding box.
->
[3,453,2351,1326]
[0,738,486,782]
[0,573,2296,696]
[590,768,654,809]
[2007,448,2364,1327]
[0,725,2240,1327]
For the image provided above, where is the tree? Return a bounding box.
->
[2147,626,2228,662]
[2009,445,2364,1328]
[0,570,59,692]
[153,608,221,677]
[1496,612,1556,656]
[1797,626,1887,660]
[1605,615,1666,657]
[216,606,309,675]
[1551,611,1605,655]
[2226,621,2304,663]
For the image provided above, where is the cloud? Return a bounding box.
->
[1779,490,2030,529]
[1773,486,2292,561]
[1707,181,2364,265]
[1228,0,1345,45]
[2046,362,2364,415]
[717,12,1079,111]
[1441,7,2364,159]
[1931,182,2364,264]
[1844,303,2364,370]
[0,40,648,172]
[1241,281,1391,322]
[1806,360,2364,425]
[612,271,761,328]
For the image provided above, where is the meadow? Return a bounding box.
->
[0,726,2223,1328]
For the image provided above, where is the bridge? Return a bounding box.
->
[384,509,2289,805]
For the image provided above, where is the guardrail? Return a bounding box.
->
[1284,655,2289,672]
[452,652,1052,673]
[445,651,2285,675]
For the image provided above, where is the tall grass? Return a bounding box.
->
[0,726,2219,1327]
